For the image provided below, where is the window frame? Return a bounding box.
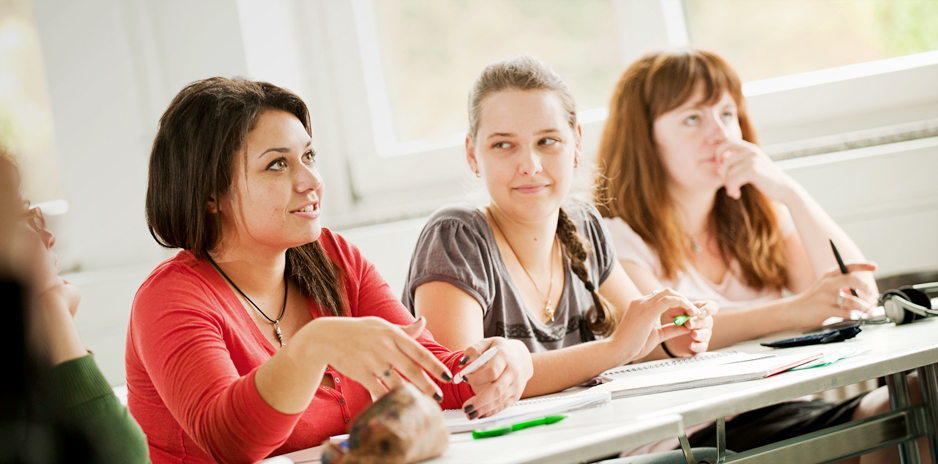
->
[280,0,936,229]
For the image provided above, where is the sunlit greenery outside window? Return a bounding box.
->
[373,0,622,144]
[0,0,60,204]
[684,0,938,82]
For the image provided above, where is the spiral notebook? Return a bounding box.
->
[590,351,823,399]
[596,350,775,381]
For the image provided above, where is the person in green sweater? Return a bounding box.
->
[0,152,149,463]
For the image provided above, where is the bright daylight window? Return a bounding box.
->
[372,0,622,146]
[0,0,61,204]
[684,0,938,83]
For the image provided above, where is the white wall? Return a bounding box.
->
[33,0,250,273]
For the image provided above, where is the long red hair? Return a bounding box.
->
[595,47,787,290]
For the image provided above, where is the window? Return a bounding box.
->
[0,0,61,204]
[370,0,623,149]
[684,0,938,82]
[246,0,934,228]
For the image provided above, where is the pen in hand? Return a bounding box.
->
[830,239,859,297]
[454,346,499,384]
[655,311,704,329]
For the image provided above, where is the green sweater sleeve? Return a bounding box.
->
[40,355,150,463]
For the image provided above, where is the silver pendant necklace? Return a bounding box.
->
[207,255,288,346]
[489,211,557,322]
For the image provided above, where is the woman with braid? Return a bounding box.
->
[402,55,717,399]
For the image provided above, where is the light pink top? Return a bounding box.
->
[604,206,795,311]
[605,206,797,455]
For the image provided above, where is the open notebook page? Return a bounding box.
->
[443,390,612,434]
[591,352,823,399]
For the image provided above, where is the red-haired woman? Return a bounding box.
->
[596,47,925,463]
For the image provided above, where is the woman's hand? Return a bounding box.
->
[37,277,81,317]
[717,139,796,202]
[30,277,86,365]
[458,337,532,420]
[790,262,878,328]
[312,316,453,401]
[609,289,700,364]
[661,300,718,357]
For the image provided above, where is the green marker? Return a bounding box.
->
[673,315,693,326]
[472,415,568,439]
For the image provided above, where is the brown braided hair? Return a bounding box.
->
[556,208,616,337]
[469,56,615,337]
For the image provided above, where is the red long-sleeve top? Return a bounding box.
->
[126,228,474,463]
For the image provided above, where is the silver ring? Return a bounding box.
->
[837,292,845,308]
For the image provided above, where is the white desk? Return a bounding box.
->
[429,413,685,464]
[268,317,938,464]
[431,317,938,464]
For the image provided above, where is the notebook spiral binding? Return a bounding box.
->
[602,351,740,376]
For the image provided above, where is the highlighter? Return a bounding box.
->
[472,415,568,439]
[673,315,693,326]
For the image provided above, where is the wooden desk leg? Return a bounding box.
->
[888,371,922,464]
[918,364,938,462]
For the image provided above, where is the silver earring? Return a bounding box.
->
[475,169,481,178]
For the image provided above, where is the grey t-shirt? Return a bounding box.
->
[401,199,617,353]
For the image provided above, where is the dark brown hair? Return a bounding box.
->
[146,77,347,316]
[595,47,787,290]
[470,56,615,337]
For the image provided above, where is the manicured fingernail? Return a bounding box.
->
[441,372,452,382]
[479,414,487,419]
[433,392,443,402]
[464,404,474,414]
[459,355,469,367]
[468,411,479,420]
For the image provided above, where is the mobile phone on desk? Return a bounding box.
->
[762,323,861,348]
[802,319,865,334]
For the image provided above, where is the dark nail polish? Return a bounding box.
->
[441,372,452,382]
[479,414,487,419]
[468,411,479,420]
[433,392,443,402]
[464,404,475,414]
[459,356,469,367]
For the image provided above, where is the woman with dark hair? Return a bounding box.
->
[127,77,532,463]
[0,154,149,463]
[595,47,924,463]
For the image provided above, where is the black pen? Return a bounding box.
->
[829,239,858,297]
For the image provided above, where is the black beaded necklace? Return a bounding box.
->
[207,255,288,347]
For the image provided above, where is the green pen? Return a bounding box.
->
[472,415,568,439]
[673,314,693,326]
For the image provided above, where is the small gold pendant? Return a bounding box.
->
[274,322,286,347]
[545,302,554,322]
